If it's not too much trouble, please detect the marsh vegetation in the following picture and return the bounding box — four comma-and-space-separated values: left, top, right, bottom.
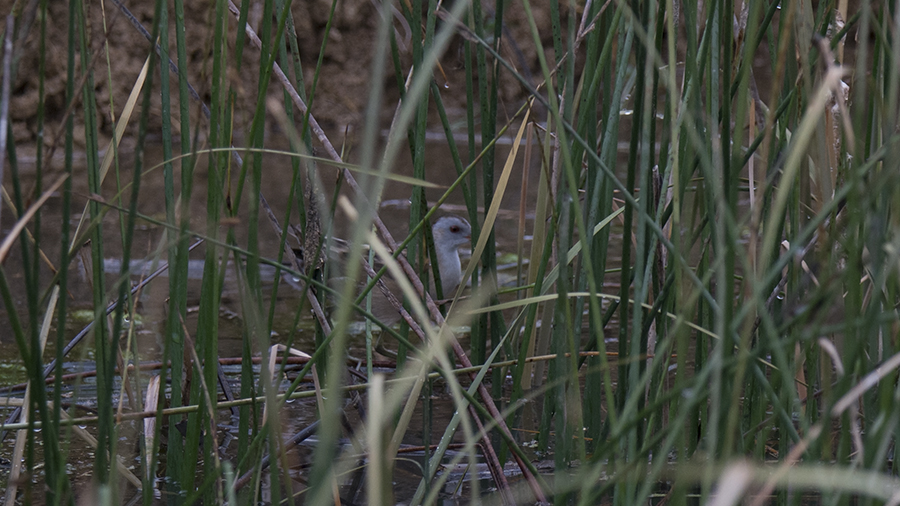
1, 0, 900, 504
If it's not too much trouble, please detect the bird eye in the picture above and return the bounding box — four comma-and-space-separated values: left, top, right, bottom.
450, 226, 460, 233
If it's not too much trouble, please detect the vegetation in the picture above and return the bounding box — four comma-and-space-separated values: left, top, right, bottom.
1, 0, 899, 504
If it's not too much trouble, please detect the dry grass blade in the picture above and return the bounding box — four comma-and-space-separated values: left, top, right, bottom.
98, 55, 150, 184
142, 375, 160, 483
0, 174, 69, 263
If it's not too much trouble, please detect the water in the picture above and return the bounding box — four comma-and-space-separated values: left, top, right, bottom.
0, 131, 574, 502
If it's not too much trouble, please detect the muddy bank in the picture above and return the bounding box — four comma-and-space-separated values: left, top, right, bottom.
5, 0, 555, 155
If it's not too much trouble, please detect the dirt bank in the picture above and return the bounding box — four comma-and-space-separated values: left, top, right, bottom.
4, 0, 553, 153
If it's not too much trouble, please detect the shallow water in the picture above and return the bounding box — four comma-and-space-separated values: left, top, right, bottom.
0, 129, 605, 502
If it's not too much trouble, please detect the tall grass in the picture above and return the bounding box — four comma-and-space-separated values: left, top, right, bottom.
2, 0, 900, 504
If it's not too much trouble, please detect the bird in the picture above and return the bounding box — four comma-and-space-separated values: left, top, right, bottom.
288, 215, 472, 326
426, 215, 472, 297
